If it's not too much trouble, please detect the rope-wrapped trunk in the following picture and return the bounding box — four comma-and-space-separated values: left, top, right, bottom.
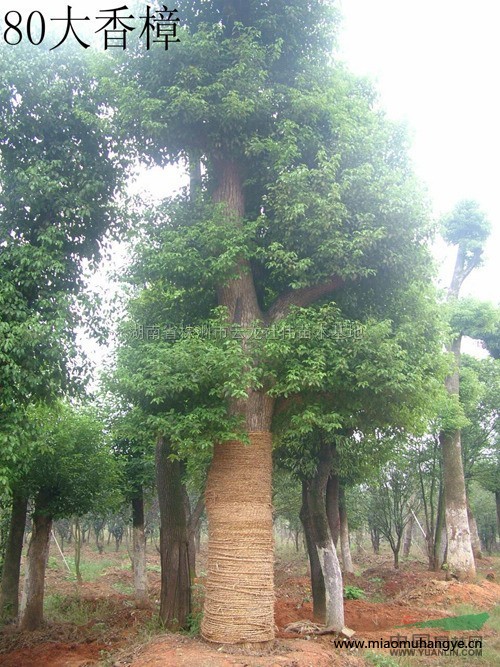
201, 432, 274, 644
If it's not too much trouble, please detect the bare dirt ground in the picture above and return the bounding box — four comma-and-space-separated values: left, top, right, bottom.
1, 542, 498, 666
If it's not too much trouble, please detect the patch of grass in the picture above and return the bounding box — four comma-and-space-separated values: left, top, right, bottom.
344, 585, 365, 600
47, 556, 60, 570
112, 582, 134, 595
135, 613, 167, 643
146, 563, 161, 573
364, 651, 400, 666
185, 609, 203, 637
44, 594, 114, 626
62, 556, 115, 582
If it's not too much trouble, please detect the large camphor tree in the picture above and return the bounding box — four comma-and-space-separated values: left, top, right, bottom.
117, 0, 439, 644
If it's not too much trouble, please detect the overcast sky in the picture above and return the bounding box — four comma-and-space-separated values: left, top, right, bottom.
338, 0, 500, 305
8, 1, 498, 364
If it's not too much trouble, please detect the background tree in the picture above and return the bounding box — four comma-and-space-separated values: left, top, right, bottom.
367, 447, 418, 569
0, 43, 126, 619
439, 200, 491, 579
18, 403, 120, 631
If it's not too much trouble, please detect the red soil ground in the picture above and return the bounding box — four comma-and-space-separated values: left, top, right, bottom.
1, 546, 498, 666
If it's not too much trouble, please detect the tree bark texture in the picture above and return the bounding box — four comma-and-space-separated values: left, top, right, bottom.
132, 491, 148, 608
299, 445, 344, 631
431, 480, 446, 570
301, 481, 326, 623
338, 487, 354, 574
19, 512, 52, 631
467, 501, 482, 560
326, 475, 340, 548
440, 426, 476, 579
0, 489, 27, 620
156, 436, 191, 630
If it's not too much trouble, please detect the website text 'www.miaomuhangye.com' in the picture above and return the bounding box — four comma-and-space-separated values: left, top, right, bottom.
331, 634, 483, 658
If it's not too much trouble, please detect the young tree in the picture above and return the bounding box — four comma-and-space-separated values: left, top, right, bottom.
18, 403, 120, 631
368, 451, 418, 569
112, 428, 155, 608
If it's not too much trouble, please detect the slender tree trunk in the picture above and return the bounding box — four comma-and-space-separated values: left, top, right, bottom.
156, 436, 191, 630
132, 491, 148, 608
355, 528, 365, 555
301, 482, 326, 623
403, 512, 414, 558
74, 518, 82, 584
187, 494, 204, 581
370, 526, 380, 555
19, 511, 52, 631
0, 489, 27, 620
299, 444, 344, 630
393, 544, 400, 569
294, 528, 300, 552
496, 491, 500, 540
432, 479, 445, 570
326, 474, 340, 548
338, 486, 354, 575
467, 501, 482, 560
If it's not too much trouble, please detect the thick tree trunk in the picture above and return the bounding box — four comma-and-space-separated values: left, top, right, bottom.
338, 487, 354, 575
440, 427, 476, 579
202, 431, 274, 644
132, 491, 148, 608
440, 243, 477, 579
19, 512, 52, 631
201, 157, 276, 645
202, 152, 343, 642
156, 436, 191, 630
403, 512, 414, 558
326, 475, 340, 548
299, 444, 344, 630
0, 489, 27, 620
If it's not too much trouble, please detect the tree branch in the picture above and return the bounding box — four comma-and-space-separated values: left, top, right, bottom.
266, 276, 344, 324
